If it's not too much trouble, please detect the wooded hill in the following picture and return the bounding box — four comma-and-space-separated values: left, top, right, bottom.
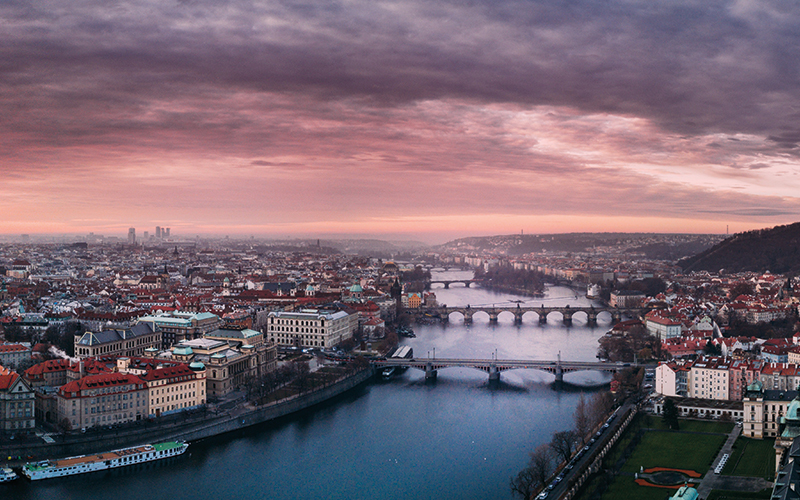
679, 222, 800, 275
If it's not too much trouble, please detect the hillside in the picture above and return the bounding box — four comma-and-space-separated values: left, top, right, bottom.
679, 222, 800, 274
438, 233, 722, 259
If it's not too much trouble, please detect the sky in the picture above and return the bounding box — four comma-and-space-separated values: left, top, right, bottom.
3, 0, 800, 243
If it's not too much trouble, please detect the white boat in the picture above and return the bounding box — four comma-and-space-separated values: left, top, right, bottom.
21, 441, 188, 480
0, 467, 18, 483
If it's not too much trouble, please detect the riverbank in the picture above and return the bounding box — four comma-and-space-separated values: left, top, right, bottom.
1, 368, 374, 465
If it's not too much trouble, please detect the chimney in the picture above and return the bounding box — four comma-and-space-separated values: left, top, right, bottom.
79, 360, 85, 378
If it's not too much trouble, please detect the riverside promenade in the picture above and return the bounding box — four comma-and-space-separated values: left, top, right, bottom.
1, 368, 373, 464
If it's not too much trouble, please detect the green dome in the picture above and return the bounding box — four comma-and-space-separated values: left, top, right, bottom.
746, 380, 763, 392
189, 361, 205, 371
349, 283, 363, 293
786, 396, 800, 422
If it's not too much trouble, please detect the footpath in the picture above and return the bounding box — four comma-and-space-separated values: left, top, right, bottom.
695, 425, 773, 498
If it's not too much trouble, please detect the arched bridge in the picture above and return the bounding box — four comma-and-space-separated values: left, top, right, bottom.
414, 304, 644, 326
425, 279, 482, 289
372, 357, 637, 382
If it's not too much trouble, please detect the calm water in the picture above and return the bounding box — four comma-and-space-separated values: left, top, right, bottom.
7, 272, 615, 500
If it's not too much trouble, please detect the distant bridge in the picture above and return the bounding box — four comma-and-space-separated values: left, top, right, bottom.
372, 357, 637, 382
413, 304, 644, 326
425, 279, 481, 289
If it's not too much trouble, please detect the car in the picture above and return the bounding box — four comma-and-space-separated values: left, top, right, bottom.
583, 445, 590, 451
547, 483, 555, 490
536, 492, 548, 499
566, 463, 574, 470
603, 423, 610, 429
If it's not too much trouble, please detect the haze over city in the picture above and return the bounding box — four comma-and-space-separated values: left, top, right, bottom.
3, 0, 800, 242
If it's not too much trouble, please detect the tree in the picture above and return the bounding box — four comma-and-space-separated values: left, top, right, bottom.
589, 391, 616, 424
703, 340, 721, 356
574, 393, 591, 443
528, 444, 554, 488
729, 282, 755, 299
550, 430, 577, 464
510, 466, 537, 500
58, 417, 72, 434
663, 399, 680, 430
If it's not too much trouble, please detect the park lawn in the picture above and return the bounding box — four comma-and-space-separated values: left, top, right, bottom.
620, 430, 726, 473
722, 438, 776, 478
705, 489, 772, 500
600, 475, 679, 500
643, 417, 734, 434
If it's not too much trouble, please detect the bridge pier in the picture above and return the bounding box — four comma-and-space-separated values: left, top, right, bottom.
425, 363, 438, 381
443, 283, 450, 289
465, 282, 471, 288
555, 364, 563, 383
562, 312, 572, 326
440, 311, 449, 323
488, 311, 498, 324
514, 313, 523, 325
587, 313, 597, 326
464, 312, 473, 324
538, 312, 548, 324
611, 312, 621, 324
489, 365, 500, 381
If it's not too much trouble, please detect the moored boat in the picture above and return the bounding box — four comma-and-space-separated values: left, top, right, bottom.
0, 467, 18, 483
21, 441, 188, 481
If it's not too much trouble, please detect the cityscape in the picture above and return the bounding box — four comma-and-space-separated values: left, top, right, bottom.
4, 1, 800, 500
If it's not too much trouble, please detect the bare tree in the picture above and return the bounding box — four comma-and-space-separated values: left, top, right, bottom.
574, 392, 591, 443
529, 444, 554, 488
590, 391, 616, 425
510, 466, 537, 500
550, 430, 577, 464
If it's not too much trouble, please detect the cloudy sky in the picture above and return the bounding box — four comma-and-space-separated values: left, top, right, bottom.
3, 0, 800, 242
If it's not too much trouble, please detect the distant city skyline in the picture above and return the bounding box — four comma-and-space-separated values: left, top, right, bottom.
3, 1, 800, 243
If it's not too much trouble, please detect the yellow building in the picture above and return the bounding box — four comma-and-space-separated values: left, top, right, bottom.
139, 362, 206, 417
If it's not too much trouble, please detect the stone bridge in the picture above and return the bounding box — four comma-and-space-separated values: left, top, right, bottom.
425, 279, 481, 289
413, 304, 644, 326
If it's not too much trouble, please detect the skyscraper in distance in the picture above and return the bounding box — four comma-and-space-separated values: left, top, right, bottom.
128, 227, 136, 245
156, 226, 162, 239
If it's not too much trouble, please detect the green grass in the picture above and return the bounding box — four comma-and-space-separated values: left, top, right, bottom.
600, 476, 676, 500
620, 430, 726, 473
721, 438, 776, 478
643, 418, 734, 434
705, 489, 772, 500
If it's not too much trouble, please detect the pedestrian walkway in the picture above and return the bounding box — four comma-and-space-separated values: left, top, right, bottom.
695, 425, 773, 498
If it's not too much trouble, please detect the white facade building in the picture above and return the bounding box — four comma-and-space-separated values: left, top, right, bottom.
266, 309, 356, 349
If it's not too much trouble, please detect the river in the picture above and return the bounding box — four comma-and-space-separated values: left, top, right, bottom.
7, 271, 614, 500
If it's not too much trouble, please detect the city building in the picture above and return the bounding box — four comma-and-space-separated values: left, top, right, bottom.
56, 372, 148, 430
128, 227, 136, 245
266, 309, 356, 349
0, 343, 32, 370
655, 359, 692, 397
609, 290, 645, 308
644, 311, 683, 340
0, 365, 35, 433
74, 323, 162, 359
169, 338, 276, 398
122, 358, 207, 418
136, 311, 222, 349
689, 357, 732, 401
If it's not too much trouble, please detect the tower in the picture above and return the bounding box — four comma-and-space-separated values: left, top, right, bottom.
156, 226, 162, 239
128, 227, 136, 245
165, 227, 171, 238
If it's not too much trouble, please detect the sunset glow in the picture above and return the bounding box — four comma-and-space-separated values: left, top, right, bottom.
3, 0, 800, 242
